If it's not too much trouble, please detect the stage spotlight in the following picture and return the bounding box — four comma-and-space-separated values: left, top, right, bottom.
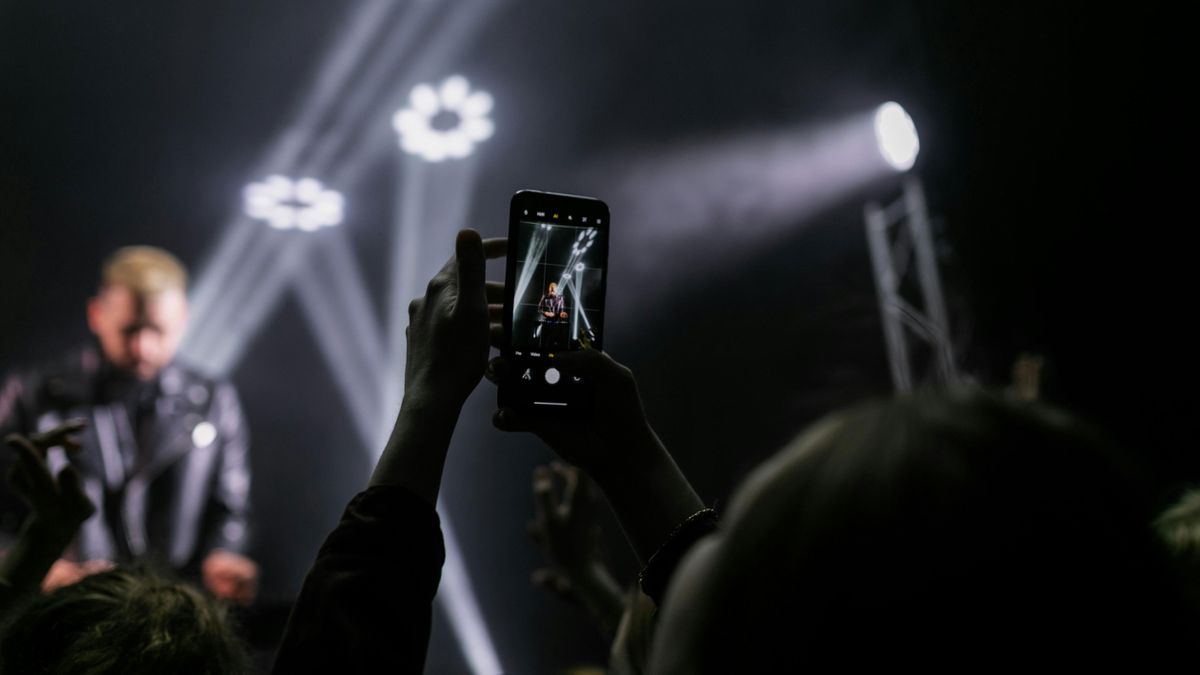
874, 102, 919, 171
243, 175, 345, 231
392, 75, 494, 162
575, 262, 585, 272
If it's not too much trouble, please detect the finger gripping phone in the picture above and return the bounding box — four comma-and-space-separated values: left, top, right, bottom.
499, 190, 609, 416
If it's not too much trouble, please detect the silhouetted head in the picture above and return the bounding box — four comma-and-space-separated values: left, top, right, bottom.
0, 568, 248, 675
651, 389, 1186, 671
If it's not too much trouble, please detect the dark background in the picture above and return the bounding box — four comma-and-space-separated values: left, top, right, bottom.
0, 2, 1185, 672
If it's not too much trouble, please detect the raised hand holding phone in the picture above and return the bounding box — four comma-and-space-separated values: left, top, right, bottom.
488, 193, 705, 569
369, 229, 507, 504
498, 190, 610, 418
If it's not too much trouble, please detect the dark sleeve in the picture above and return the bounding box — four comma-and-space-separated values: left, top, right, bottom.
271, 485, 445, 675
203, 382, 252, 555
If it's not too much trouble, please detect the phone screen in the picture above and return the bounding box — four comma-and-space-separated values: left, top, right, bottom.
501, 190, 609, 414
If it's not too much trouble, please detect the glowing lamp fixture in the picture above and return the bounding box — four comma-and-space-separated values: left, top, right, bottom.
874, 102, 920, 171
393, 75, 494, 162
244, 175, 345, 231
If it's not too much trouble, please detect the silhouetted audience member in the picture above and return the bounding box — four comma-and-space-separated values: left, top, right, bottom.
648, 392, 1190, 671
0, 422, 248, 673
272, 229, 1188, 673
0, 567, 249, 675
273, 230, 704, 673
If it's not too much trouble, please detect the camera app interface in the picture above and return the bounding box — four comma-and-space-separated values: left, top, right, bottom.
511, 219, 604, 354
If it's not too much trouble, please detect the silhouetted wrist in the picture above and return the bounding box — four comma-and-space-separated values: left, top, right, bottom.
369, 393, 463, 505
587, 428, 705, 567
401, 380, 470, 417
588, 420, 663, 482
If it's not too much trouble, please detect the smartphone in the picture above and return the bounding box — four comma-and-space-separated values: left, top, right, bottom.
499, 190, 610, 416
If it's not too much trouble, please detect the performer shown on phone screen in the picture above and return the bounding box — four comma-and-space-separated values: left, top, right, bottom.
537, 282, 569, 351
511, 218, 604, 355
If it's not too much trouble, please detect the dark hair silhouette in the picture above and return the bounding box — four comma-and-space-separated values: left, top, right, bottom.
0, 568, 248, 675
654, 389, 1188, 671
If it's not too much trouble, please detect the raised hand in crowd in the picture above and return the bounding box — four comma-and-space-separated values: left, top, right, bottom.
368, 229, 508, 503
0, 420, 104, 606
202, 548, 259, 606
273, 229, 508, 675
528, 462, 625, 638
277, 230, 712, 674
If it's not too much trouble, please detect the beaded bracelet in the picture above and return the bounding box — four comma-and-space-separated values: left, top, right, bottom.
637, 507, 719, 604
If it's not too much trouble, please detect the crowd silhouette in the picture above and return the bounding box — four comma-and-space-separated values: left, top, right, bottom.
1, 230, 1193, 673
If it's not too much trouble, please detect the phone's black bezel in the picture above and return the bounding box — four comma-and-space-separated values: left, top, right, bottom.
500, 189, 610, 415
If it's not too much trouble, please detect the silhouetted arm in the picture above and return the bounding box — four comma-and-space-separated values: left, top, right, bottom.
274, 231, 506, 673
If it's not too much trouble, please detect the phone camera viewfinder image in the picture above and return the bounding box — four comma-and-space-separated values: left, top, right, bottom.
511, 220, 604, 355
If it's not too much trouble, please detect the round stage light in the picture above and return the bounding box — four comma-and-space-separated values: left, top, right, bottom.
393, 75, 494, 162
874, 102, 920, 171
243, 175, 344, 231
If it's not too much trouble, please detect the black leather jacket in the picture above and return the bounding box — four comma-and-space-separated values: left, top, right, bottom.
0, 346, 251, 574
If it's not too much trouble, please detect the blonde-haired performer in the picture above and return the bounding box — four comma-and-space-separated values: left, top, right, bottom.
0, 246, 258, 604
